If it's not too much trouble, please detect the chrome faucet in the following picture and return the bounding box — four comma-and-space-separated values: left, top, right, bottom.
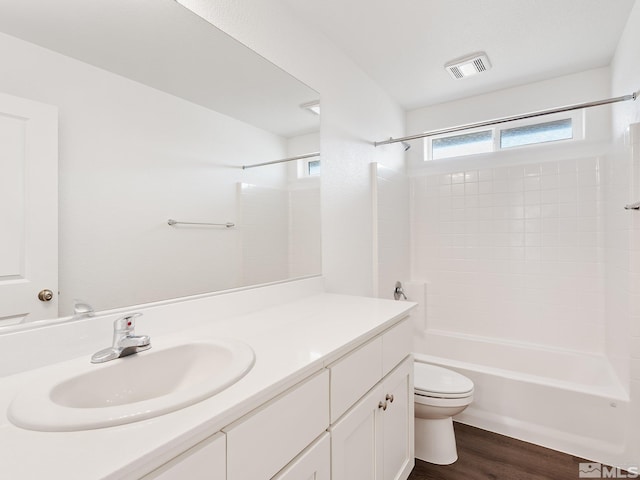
91, 312, 151, 363
393, 281, 408, 301
72, 299, 95, 320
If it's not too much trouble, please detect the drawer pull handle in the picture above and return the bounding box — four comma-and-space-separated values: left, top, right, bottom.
386, 394, 394, 403
378, 401, 388, 411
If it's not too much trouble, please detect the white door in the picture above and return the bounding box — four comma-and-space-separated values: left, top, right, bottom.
0, 92, 58, 325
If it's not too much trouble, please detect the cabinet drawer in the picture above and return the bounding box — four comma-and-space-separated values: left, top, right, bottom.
272, 432, 330, 480
141, 432, 225, 480
329, 337, 382, 422
382, 317, 412, 376
225, 370, 329, 480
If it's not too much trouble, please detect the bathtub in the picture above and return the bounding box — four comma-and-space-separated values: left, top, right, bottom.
414, 330, 631, 467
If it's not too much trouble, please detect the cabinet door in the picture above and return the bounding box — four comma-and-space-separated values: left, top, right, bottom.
330, 384, 384, 480
273, 433, 330, 480
381, 357, 414, 480
142, 433, 225, 480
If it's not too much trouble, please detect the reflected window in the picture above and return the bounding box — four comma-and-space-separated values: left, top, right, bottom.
308, 159, 321, 176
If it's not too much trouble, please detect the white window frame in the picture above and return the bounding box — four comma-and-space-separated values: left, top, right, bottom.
425, 109, 584, 161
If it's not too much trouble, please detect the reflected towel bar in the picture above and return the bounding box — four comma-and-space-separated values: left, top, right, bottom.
168, 219, 235, 228
624, 202, 640, 211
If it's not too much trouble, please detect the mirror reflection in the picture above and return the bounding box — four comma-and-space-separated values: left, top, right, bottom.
0, 0, 320, 325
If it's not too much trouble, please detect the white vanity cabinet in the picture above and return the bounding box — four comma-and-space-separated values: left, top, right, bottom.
141, 316, 412, 480
224, 370, 330, 480
329, 318, 414, 480
141, 432, 226, 480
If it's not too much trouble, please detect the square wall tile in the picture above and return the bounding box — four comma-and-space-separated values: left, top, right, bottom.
524, 165, 541, 177
479, 169, 493, 181
465, 171, 478, 183
540, 161, 559, 175
452, 172, 465, 184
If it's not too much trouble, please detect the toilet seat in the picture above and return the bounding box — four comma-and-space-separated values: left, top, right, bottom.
414, 363, 474, 399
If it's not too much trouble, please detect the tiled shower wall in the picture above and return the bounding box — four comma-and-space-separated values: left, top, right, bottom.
289, 186, 321, 278
411, 155, 610, 353
239, 184, 289, 286
239, 182, 322, 285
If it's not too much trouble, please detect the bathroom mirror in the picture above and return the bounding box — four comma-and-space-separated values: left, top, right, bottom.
0, 0, 321, 325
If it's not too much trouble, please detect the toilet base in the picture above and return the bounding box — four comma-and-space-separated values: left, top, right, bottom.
414, 416, 458, 465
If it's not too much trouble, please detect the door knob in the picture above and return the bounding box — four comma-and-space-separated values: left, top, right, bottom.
378, 400, 388, 411
38, 289, 54, 302
386, 394, 394, 403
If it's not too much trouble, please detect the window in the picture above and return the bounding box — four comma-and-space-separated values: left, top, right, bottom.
297, 156, 321, 178
425, 111, 582, 161
307, 159, 321, 176
500, 118, 572, 148
432, 130, 493, 160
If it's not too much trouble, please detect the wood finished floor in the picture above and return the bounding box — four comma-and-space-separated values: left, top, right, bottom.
408, 423, 591, 480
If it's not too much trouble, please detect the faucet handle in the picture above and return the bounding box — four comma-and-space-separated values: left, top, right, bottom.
114, 312, 143, 333
393, 281, 408, 301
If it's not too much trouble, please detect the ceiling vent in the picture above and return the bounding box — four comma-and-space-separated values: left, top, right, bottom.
445, 52, 492, 79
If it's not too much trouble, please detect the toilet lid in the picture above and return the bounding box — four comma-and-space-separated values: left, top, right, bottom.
414, 363, 474, 396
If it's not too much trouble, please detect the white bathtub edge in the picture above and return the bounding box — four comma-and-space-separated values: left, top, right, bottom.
414, 352, 630, 402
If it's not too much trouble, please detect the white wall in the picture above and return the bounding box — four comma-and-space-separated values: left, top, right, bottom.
0, 32, 291, 315
611, 0, 640, 143
610, 0, 640, 464
178, 0, 406, 298
372, 163, 410, 299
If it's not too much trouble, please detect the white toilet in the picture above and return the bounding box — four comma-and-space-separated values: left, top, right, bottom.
414, 362, 474, 465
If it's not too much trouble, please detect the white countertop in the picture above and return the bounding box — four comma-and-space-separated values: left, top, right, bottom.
0, 291, 414, 479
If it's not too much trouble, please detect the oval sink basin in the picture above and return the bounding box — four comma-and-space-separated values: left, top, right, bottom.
8, 338, 255, 431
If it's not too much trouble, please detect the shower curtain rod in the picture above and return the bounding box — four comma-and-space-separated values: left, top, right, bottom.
242, 152, 320, 169
374, 90, 639, 147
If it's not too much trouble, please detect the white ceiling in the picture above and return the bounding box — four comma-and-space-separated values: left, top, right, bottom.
0, 0, 320, 137
281, 0, 636, 110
